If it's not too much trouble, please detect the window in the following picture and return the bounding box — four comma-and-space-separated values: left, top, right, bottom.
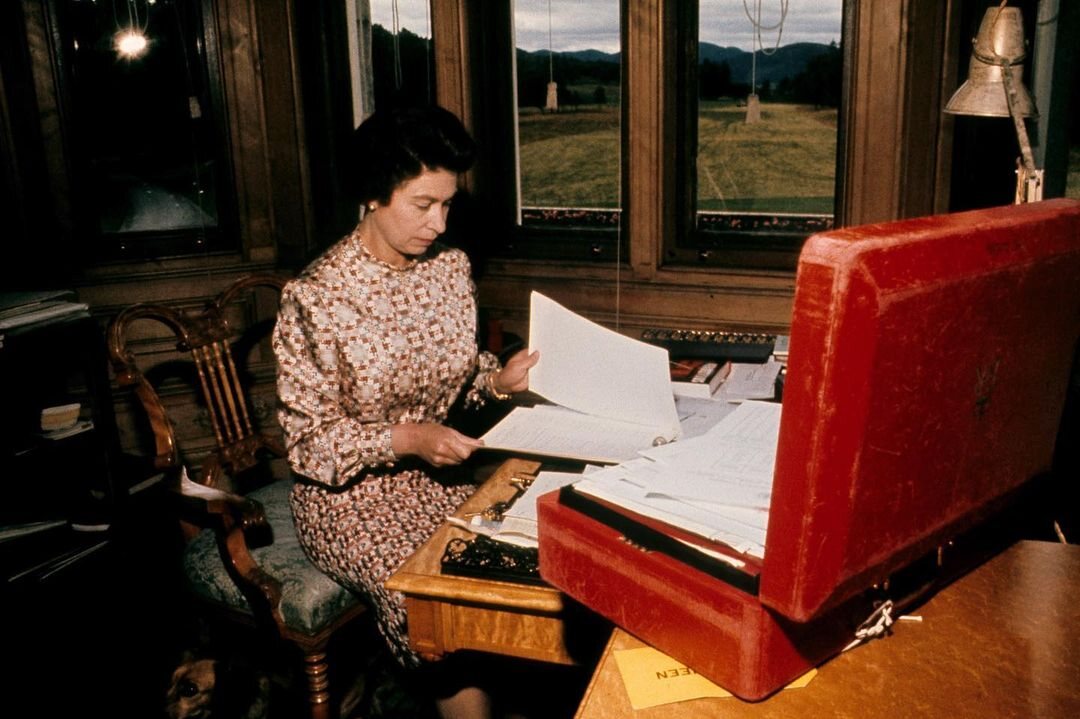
428, 1, 1078, 286
513, 0, 620, 211
56, 0, 235, 261
467, 0, 845, 268
509, 0, 622, 261
695, 1, 841, 216
689, 1, 842, 270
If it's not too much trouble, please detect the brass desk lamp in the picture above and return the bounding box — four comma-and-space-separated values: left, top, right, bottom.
945, 4, 1043, 203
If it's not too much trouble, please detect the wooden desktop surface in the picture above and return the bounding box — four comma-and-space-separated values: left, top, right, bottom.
386, 457, 605, 665
575, 539, 1080, 718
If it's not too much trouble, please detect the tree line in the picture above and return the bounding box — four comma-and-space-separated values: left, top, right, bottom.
699, 42, 841, 107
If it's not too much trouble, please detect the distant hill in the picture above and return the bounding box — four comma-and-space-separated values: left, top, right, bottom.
561, 49, 620, 64
522, 41, 835, 87
706, 42, 836, 86
697, 44, 744, 65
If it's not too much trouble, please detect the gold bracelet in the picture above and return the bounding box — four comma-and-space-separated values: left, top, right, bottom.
486, 372, 511, 401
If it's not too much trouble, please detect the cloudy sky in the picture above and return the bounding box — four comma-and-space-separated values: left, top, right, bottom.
370, 0, 843, 53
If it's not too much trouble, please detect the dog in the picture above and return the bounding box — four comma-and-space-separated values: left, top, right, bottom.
164, 649, 275, 719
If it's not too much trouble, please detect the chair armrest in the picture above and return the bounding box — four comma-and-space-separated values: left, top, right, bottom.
174, 470, 271, 540
167, 470, 286, 625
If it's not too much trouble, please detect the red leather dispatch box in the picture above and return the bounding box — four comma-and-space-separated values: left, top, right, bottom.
537, 199, 1080, 700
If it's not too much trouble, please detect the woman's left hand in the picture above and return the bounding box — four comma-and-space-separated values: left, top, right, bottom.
493, 349, 539, 395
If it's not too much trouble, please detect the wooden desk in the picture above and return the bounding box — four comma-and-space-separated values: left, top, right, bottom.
387, 457, 607, 665
576, 540, 1080, 718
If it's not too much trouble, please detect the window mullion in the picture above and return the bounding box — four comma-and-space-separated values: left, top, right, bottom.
624, 0, 678, 279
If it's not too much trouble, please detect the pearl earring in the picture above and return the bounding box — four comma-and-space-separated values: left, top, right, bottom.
367, 203, 376, 213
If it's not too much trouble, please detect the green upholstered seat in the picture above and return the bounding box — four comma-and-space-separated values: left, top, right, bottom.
183, 478, 362, 634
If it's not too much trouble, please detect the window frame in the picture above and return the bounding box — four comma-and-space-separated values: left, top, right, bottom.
676, 3, 847, 272
49, 0, 239, 263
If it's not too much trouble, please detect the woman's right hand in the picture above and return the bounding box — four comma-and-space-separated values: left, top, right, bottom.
391, 423, 484, 467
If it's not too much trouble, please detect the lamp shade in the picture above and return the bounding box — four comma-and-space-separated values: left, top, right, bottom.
944, 7, 1037, 118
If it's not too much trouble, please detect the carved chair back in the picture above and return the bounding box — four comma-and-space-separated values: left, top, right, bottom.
107, 274, 288, 491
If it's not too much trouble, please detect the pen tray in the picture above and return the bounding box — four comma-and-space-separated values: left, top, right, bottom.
440, 535, 544, 586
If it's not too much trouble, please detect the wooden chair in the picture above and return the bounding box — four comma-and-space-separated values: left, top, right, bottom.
107, 274, 367, 719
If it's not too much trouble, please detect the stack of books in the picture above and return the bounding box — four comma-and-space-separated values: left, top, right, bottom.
670, 358, 732, 399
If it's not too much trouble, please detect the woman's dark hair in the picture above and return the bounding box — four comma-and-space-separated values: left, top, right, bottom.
347, 105, 476, 206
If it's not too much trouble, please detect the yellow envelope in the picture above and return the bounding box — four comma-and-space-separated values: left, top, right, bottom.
613, 646, 816, 710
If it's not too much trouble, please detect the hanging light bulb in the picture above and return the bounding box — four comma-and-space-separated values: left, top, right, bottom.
114, 0, 151, 60
115, 29, 148, 58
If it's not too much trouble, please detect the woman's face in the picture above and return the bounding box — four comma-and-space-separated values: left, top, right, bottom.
366, 167, 459, 267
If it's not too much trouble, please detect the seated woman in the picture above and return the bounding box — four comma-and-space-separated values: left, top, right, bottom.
272, 104, 538, 718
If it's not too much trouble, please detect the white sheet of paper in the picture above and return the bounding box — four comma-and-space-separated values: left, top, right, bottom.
675, 395, 740, 439
488, 517, 541, 547
446, 515, 543, 548
481, 404, 669, 464
472, 471, 586, 548
527, 292, 680, 439
449, 471, 585, 549
638, 400, 780, 504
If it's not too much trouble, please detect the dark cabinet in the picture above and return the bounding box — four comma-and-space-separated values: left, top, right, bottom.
1, 305, 120, 581
1, 304, 191, 715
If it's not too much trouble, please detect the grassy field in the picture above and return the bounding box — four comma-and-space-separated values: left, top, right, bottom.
518, 108, 621, 207
517, 101, 838, 213
697, 101, 837, 213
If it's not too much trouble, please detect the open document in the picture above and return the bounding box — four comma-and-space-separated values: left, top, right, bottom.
480, 292, 681, 463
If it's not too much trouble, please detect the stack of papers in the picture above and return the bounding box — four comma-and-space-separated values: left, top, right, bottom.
573, 400, 782, 558
463, 401, 780, 559
0, 519, 67, 544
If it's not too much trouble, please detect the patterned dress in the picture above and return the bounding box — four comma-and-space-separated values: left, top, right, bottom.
272, 229, 501, 666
